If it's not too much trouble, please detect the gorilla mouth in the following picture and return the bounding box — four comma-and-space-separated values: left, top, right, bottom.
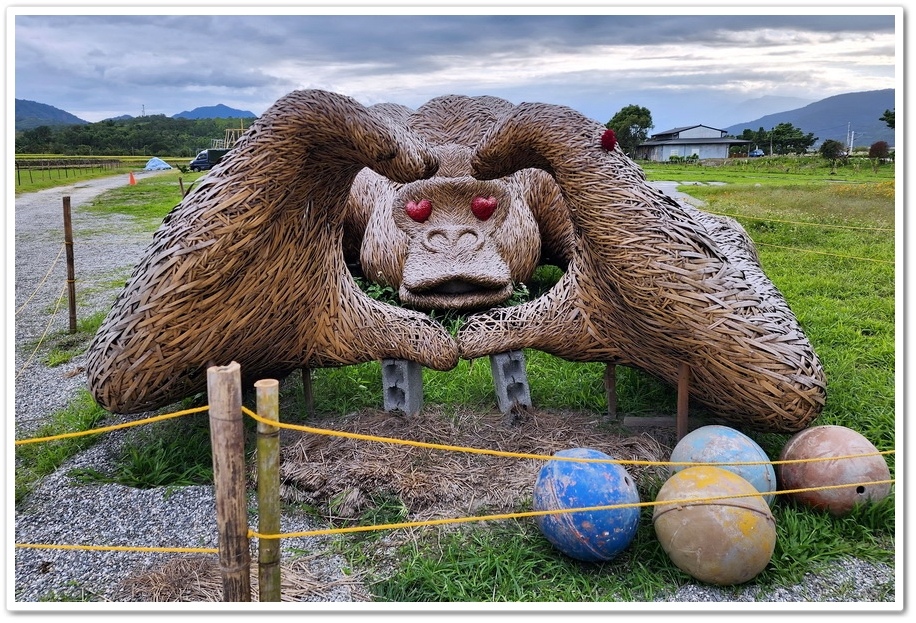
400, 278, 514, 311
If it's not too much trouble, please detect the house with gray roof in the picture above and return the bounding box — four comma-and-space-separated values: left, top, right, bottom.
635, 124, 751, 161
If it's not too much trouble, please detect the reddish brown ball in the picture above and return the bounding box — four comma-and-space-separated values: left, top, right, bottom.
777, 425, 891, 516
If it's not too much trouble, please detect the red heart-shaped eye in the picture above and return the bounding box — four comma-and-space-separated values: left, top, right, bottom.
405, 199, 432, 222
471, 196, 497, 220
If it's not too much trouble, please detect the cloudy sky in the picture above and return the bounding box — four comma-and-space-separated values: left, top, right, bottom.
10, 5, 900, 133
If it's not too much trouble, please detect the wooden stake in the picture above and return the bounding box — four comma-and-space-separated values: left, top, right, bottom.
604, 364, 618, 419
207, 362, 252, 602
301, 366, 314, 419
677, 362, 691, 441
255, 378, 282, 602
62, 197, 77, 333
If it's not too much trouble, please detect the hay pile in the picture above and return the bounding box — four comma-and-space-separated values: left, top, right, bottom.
117, 554, 370, 602
118, 405, 674, 602
273, 405, 673, 521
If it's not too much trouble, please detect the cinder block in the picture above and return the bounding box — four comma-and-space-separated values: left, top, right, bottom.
489, 350, 532, 413
382, 358, 423, 415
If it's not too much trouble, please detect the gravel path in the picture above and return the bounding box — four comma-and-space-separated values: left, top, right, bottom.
11, 172, 362, 605
9, 174, 897, 607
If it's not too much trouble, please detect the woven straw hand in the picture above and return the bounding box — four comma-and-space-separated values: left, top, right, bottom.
86, 90, 458, 414
457, 102, 826, 433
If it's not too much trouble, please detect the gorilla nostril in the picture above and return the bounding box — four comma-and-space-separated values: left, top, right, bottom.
424, 227, 482, 253
427, 231, 449, 250
458, 230, 479, 247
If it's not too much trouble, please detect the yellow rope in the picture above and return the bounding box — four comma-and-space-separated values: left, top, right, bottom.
248, 478, 894, 540
11, 403, 896, 555
15, 244, 65, 317
15, 478, 893, 552
705, 210, 894, 233
756, 242, 894, 265
15, 282, 68, 382
241, 407, 893, 468
14, 543, 218, 554
14, 405, 210, 445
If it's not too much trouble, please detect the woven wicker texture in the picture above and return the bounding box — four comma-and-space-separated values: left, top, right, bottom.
457, 102, 826, 433
86, 89, 825, 432
350, 95, 547, 311
86, 90, 459, 414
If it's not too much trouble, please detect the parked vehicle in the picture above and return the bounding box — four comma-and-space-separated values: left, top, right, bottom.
189, 148, 229, 171
749, 148, 766, 158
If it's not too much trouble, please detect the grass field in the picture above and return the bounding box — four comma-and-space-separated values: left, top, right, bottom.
15, 158, 897, 602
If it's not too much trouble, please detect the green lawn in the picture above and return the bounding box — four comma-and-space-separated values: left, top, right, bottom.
16, 162, 897, 602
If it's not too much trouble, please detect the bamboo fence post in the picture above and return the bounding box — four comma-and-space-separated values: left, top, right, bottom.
255, 378, 282, 602
62, 196, 77, 333
677, 362, 691, 441
207, 362, 252, 602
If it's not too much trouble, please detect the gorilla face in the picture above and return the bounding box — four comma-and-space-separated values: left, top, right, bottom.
354, 143, 542, 313
393, 177, 519, 311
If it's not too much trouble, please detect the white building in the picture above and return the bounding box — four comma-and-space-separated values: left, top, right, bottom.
635, 124, 751, 161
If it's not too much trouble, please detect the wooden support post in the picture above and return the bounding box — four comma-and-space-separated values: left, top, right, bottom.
301, 366, 314, 419
207, 362, 252, 602
604, 364, 618, 419
62, 197, 77, 333
255, 378, 282, 602
677, 362, 691, 441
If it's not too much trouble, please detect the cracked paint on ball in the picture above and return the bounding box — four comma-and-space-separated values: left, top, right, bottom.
653, 466, 776, 586
533, 447, 640, 562
669, 425, 777, 506
777, 425, 891, 516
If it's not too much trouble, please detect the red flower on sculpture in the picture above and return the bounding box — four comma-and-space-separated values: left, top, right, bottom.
601, 129, 617, 152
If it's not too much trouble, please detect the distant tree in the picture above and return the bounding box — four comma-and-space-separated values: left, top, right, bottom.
770, 123, 817, 155
868, 140, 890, 173
605, 105, 653, 157
14, 115, 254, 157
880, 109, 895, 129
819, 139, 846, 174
869, 141, 890, 159
740, 127, 769, 151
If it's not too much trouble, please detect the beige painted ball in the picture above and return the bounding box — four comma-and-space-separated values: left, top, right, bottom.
653, 466, 776, 586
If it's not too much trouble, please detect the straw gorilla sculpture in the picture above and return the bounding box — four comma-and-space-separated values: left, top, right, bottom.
86, 89, 826, 433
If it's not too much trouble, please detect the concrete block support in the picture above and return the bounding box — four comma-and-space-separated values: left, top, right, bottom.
382, 358, 423, 415
489, 350, 532, 413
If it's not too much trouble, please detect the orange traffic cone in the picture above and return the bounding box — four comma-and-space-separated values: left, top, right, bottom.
128, 172, 137, 185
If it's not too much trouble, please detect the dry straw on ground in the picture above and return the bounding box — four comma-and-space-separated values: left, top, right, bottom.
119, 404, 674, 602
117, 553, 371, 602
273, 405, 672, 521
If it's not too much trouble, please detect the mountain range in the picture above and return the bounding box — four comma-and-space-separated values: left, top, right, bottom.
171, 104, 256, 119
724, 89, 895, 148
16, 90, 895, 148
13, 101, 257, 130
15, 99, 89, 131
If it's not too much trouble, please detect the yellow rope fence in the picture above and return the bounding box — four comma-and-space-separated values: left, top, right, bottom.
14, 402, 895, 555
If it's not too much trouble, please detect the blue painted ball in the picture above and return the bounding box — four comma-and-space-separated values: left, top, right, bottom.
670, 425, 777, 506
533, 448, 641, 562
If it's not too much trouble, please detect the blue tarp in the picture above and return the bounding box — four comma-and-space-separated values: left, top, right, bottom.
144, 157, 172, 170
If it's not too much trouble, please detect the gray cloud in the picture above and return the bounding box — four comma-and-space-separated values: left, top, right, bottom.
13, 12, 897, 129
